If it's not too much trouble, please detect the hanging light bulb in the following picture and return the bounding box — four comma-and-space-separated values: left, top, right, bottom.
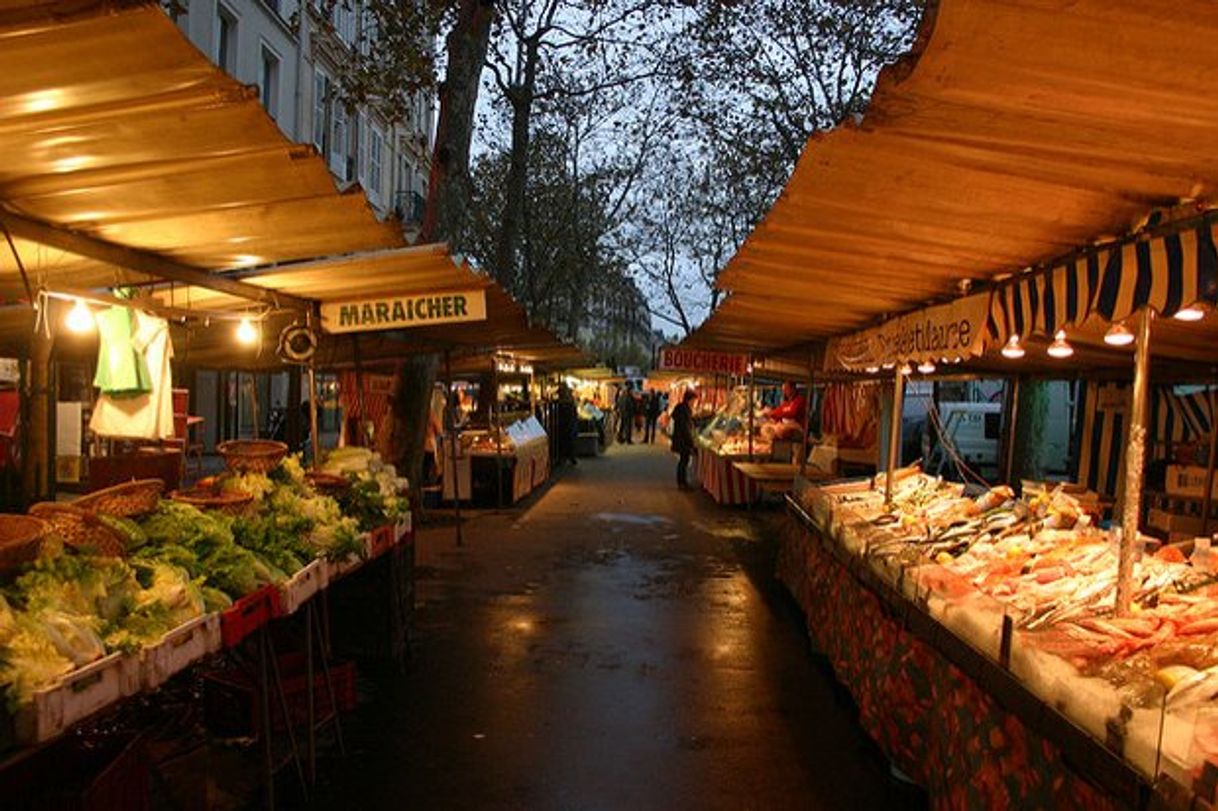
65, 298, 94, 333
1103, 321, 1135, 346
881, 361, 895, 370
864, 365, 880, 374
1000, 334, 1025, 359
898, 362, 913, 375
1047, 329, 1074, 358
236, 316, 258, 345
1174, 304, 1206, 322
917, 360, 936, 374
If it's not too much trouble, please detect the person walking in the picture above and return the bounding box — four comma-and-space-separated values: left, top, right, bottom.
644, 391, 661, 443
616, 384, 635, 444
671, 389, 698, 489
555, 383, 578, 466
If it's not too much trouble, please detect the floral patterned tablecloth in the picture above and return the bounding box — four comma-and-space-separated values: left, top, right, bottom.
777, 514, 1125, 811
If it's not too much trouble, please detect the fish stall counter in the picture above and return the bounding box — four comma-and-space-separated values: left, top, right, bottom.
781, 468, 1218, 809
694, 395, 773, 506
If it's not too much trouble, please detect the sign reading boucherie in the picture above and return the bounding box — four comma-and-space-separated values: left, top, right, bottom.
658, 346, 748, 376
320, 289, 487, 333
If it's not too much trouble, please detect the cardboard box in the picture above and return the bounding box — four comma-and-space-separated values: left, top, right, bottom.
1166, 465, 1218, 499
1148, 507, 1207, 538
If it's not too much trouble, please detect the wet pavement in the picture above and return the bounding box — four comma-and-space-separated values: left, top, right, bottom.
315, 443, 908, 810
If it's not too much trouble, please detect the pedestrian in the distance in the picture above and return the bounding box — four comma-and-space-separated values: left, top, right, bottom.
555, 382, 578, 466
644, 391, 661, 443
671, 389, 698, 489
617, 384, 635, 444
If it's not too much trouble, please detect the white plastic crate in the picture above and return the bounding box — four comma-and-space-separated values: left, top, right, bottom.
277, 559, 329, 616
141, 613, 221, 690
16, 653, 140, 744
394, 516, 412, 543
325, 547, 366, 582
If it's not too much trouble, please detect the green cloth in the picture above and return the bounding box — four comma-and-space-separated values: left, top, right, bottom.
93, 307, 152, 396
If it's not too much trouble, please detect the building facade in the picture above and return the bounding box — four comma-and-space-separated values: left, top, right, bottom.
169, 0, 434, 238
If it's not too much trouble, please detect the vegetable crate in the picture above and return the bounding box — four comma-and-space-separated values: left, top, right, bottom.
220, 585, 280, 648
140, 614, 222, 690
366, 524, 396, 560
15, 653, 141, 745
202, 653, 357, 739
324, 549, 366, 582
0, 729, 150, 811
275, 559, 328, 617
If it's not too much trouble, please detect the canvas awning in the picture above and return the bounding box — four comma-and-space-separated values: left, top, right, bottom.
687, 0, 1218, 364
0, 0, 401, 308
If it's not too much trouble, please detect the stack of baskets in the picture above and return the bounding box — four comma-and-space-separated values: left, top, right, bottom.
0, 514, 50, 572
29, 479, 164, 558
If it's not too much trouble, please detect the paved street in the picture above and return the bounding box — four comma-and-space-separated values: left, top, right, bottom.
316, 443, 910, 810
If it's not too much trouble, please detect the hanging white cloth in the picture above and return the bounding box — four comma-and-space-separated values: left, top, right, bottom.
89, 310, 175, 440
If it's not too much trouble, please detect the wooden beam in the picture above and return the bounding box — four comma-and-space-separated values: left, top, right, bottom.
0, 211, 312, 311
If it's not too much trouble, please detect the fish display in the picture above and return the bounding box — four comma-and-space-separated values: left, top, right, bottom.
798, 468, 1218, 785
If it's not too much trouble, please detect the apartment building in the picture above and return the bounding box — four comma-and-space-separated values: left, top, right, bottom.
169, 0, 434, 238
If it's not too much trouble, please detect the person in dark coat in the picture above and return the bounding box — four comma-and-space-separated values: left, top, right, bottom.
555, 383, 578, 465
644, 391, 662, 443
670, 389, 698, 489
616, 384, 635, 444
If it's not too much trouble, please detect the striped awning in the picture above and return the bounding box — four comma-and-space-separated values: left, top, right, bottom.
986, 220, 1218, 344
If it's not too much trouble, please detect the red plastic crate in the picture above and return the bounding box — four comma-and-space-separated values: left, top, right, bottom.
202, 653, 357, 739
220, 585, 280, 648
366, 524, 396, 560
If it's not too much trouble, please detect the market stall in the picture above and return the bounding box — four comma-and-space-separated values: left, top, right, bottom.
676, 0, 1218, 804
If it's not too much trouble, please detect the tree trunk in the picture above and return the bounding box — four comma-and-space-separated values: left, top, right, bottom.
399, 0, 494, 502
421, 0, 495, 248
493, 40, 540, 288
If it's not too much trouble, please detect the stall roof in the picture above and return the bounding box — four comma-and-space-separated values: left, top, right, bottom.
689, 0, 1218, 359
0, 0, 402, 303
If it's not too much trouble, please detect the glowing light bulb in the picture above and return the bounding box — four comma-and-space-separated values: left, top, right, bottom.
898, 362, 913, 376
881, 362, 895, 370
864, 366, 880, 374
65, 299, 94, 333
1103, 322, 1135, 346
236, 317, 258, 345
917, 360, 936, 374
1047, 330, 1074, 359
1174, 305, 1205, 322
1000, 335, 1025, 359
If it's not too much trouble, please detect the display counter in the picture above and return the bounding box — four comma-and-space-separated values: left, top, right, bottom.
442, 416, 550, 505
778, 470, 1218, 808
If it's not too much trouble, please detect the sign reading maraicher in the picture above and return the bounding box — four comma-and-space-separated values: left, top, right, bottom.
320, 289, 488, 334
658, 347, 747, 376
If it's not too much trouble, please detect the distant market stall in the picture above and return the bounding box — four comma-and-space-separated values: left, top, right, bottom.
684, 0, 1218, 807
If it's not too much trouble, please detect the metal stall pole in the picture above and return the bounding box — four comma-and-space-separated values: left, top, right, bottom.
446, 351, 463, 546
747, 356, 756, 461
306, 309, 321, 468
1116, 310, 1154, 616
798, 348, 815, 476
493, 358, 505, 509
1002, 376, 1022, 486
885, 366, 906, 506
1201, 387, 1217, 535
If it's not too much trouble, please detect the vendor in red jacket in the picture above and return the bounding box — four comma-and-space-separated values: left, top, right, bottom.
768, 381, 807, 425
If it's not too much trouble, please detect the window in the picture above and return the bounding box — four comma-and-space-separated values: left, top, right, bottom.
312, 70, 329, 152
369, 127, 383, 200
216, 6, 238, 74
356, 113, 367, 183
330, 103, 348, 179
258, 45, 280, 120
333, 1, 355, 45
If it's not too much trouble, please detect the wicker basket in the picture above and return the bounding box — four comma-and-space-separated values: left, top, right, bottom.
170, 487, 254, 515
0, 514, 48, 571
29, 503, 126, 557
74, 479, 164, 517
305, 471, 350, 495
216, 440, 289, 474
